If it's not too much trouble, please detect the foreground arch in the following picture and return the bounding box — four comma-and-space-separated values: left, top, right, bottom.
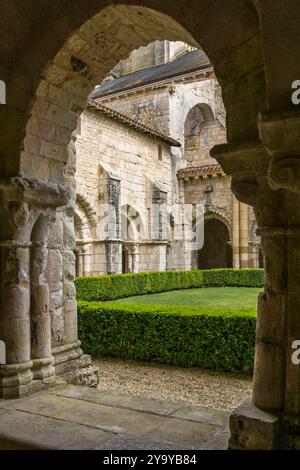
0, 0, 300, 449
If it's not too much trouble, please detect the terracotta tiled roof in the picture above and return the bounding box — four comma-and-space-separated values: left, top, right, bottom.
177, 163, 223, 178
88, 99, 181, 148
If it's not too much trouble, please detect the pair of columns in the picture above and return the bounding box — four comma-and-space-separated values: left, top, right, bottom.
0, 181, 62, 398
0, 178, 95, 399
122, 243, 139, 273
212, 109, 300, 449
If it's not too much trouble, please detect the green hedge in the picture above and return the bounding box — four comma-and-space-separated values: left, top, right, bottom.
78, 301, 256, 372
76, 269, 264, 302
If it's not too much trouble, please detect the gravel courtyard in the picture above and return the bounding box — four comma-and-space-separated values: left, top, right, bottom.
94, 357, 252, 411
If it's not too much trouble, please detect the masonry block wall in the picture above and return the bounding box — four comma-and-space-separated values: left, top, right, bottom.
75, 106, 184, 275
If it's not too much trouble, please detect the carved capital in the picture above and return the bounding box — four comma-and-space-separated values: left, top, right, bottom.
12, 202, 30, 228
268, 157, 300, 192
258, 109, 300, 193
211, 140, 270, 207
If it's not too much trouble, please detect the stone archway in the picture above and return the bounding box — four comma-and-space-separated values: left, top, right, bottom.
184, 103, 219, 164
1, 1, 264, 180
2, 0, 300, 450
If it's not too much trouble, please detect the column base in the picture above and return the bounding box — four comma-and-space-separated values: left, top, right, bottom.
31, 357, 55, 383
0, 361, 33, 399
229, 399, 281, 449
52, 341, 99, 388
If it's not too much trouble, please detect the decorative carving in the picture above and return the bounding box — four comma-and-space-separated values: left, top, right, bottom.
231, 174, 258, 207
268, 157, 300, 193
258, 109, 300, 193
12, 202, 30, 228
205, 206, 232, 230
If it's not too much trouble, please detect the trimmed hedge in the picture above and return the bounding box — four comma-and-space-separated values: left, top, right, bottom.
78, 301, 256, 372
76, 268, 264, 302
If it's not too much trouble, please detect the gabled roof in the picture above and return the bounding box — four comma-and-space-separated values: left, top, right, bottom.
88, 99, 181, 147
91, 49, 210, 99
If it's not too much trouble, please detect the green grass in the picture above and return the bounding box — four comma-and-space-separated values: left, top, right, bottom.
114, 287, 261, 310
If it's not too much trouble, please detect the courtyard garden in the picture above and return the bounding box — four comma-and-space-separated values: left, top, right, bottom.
114, 286, 260, 310
76, 269, 263, 374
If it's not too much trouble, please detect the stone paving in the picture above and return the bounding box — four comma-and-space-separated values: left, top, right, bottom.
0, 385, 230, 450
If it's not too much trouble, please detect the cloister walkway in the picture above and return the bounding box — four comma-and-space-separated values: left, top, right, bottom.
0, 385, 230, 450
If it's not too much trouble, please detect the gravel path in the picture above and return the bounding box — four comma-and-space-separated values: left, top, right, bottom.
93, 357, 252, 411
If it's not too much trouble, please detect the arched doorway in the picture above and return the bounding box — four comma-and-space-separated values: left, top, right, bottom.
198, 218, 232, 269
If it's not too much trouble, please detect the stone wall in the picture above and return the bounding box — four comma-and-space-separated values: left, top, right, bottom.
74, 106, 184, 275
100, 87, 170, 136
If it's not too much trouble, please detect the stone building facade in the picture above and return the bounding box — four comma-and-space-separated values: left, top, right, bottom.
75, 42, 261, 275
75, 100, 181, 275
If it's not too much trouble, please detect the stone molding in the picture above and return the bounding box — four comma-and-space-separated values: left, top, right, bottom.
258, 109, 300, 193
211, 140, 270, 207
0, 177, 70, 208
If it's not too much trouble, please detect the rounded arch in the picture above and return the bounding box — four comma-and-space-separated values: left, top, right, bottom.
1, 1, 265, 178
183, 101, 225, 164
75, 183, 97, 228
205, 209, 232, 242
75, 197, 95, 240
121, 204, 146, 241
184, 103, 215, 137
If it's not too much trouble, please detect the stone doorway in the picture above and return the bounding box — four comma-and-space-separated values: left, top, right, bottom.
198, 218, 232, 269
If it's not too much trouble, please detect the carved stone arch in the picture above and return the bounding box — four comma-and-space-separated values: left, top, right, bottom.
205, 209, 232, 242
75, 183, 97, 241
75, 198, 95, 240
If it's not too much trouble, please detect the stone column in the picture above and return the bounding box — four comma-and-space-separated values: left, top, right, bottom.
212, 140, 284, 449
82, 243, 92, 276
239, 202, 249, 268
213, 113, 300, 448
131, 244, 139, 273
0, 178, 69, 398
0, 241, 33, 398
258, 110, 300, 420
106, 240, 122, 274
30, 214, 55, 383
232, 195, 240, 268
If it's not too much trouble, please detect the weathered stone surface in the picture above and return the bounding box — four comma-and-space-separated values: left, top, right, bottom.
229, 399, 280, 450
56, 384, 182, 416
172, 405, 230, 428
0, 385, 230, 449
0, 409, 113, 450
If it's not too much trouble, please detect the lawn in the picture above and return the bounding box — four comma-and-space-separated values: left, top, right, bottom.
114, 287, 261, 310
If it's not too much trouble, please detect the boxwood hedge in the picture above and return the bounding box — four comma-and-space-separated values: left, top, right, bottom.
76, 268, 264, 302
78, 301, 256, 372
76, 269, 263, 372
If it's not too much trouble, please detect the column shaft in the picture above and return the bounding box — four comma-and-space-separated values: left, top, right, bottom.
232, 196, 240, 268
239, 203, 249, 268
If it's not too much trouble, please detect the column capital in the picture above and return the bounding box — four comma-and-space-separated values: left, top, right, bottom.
258, 109, 300, 193
0, 177, 70, 208
211, 140, 270, 207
